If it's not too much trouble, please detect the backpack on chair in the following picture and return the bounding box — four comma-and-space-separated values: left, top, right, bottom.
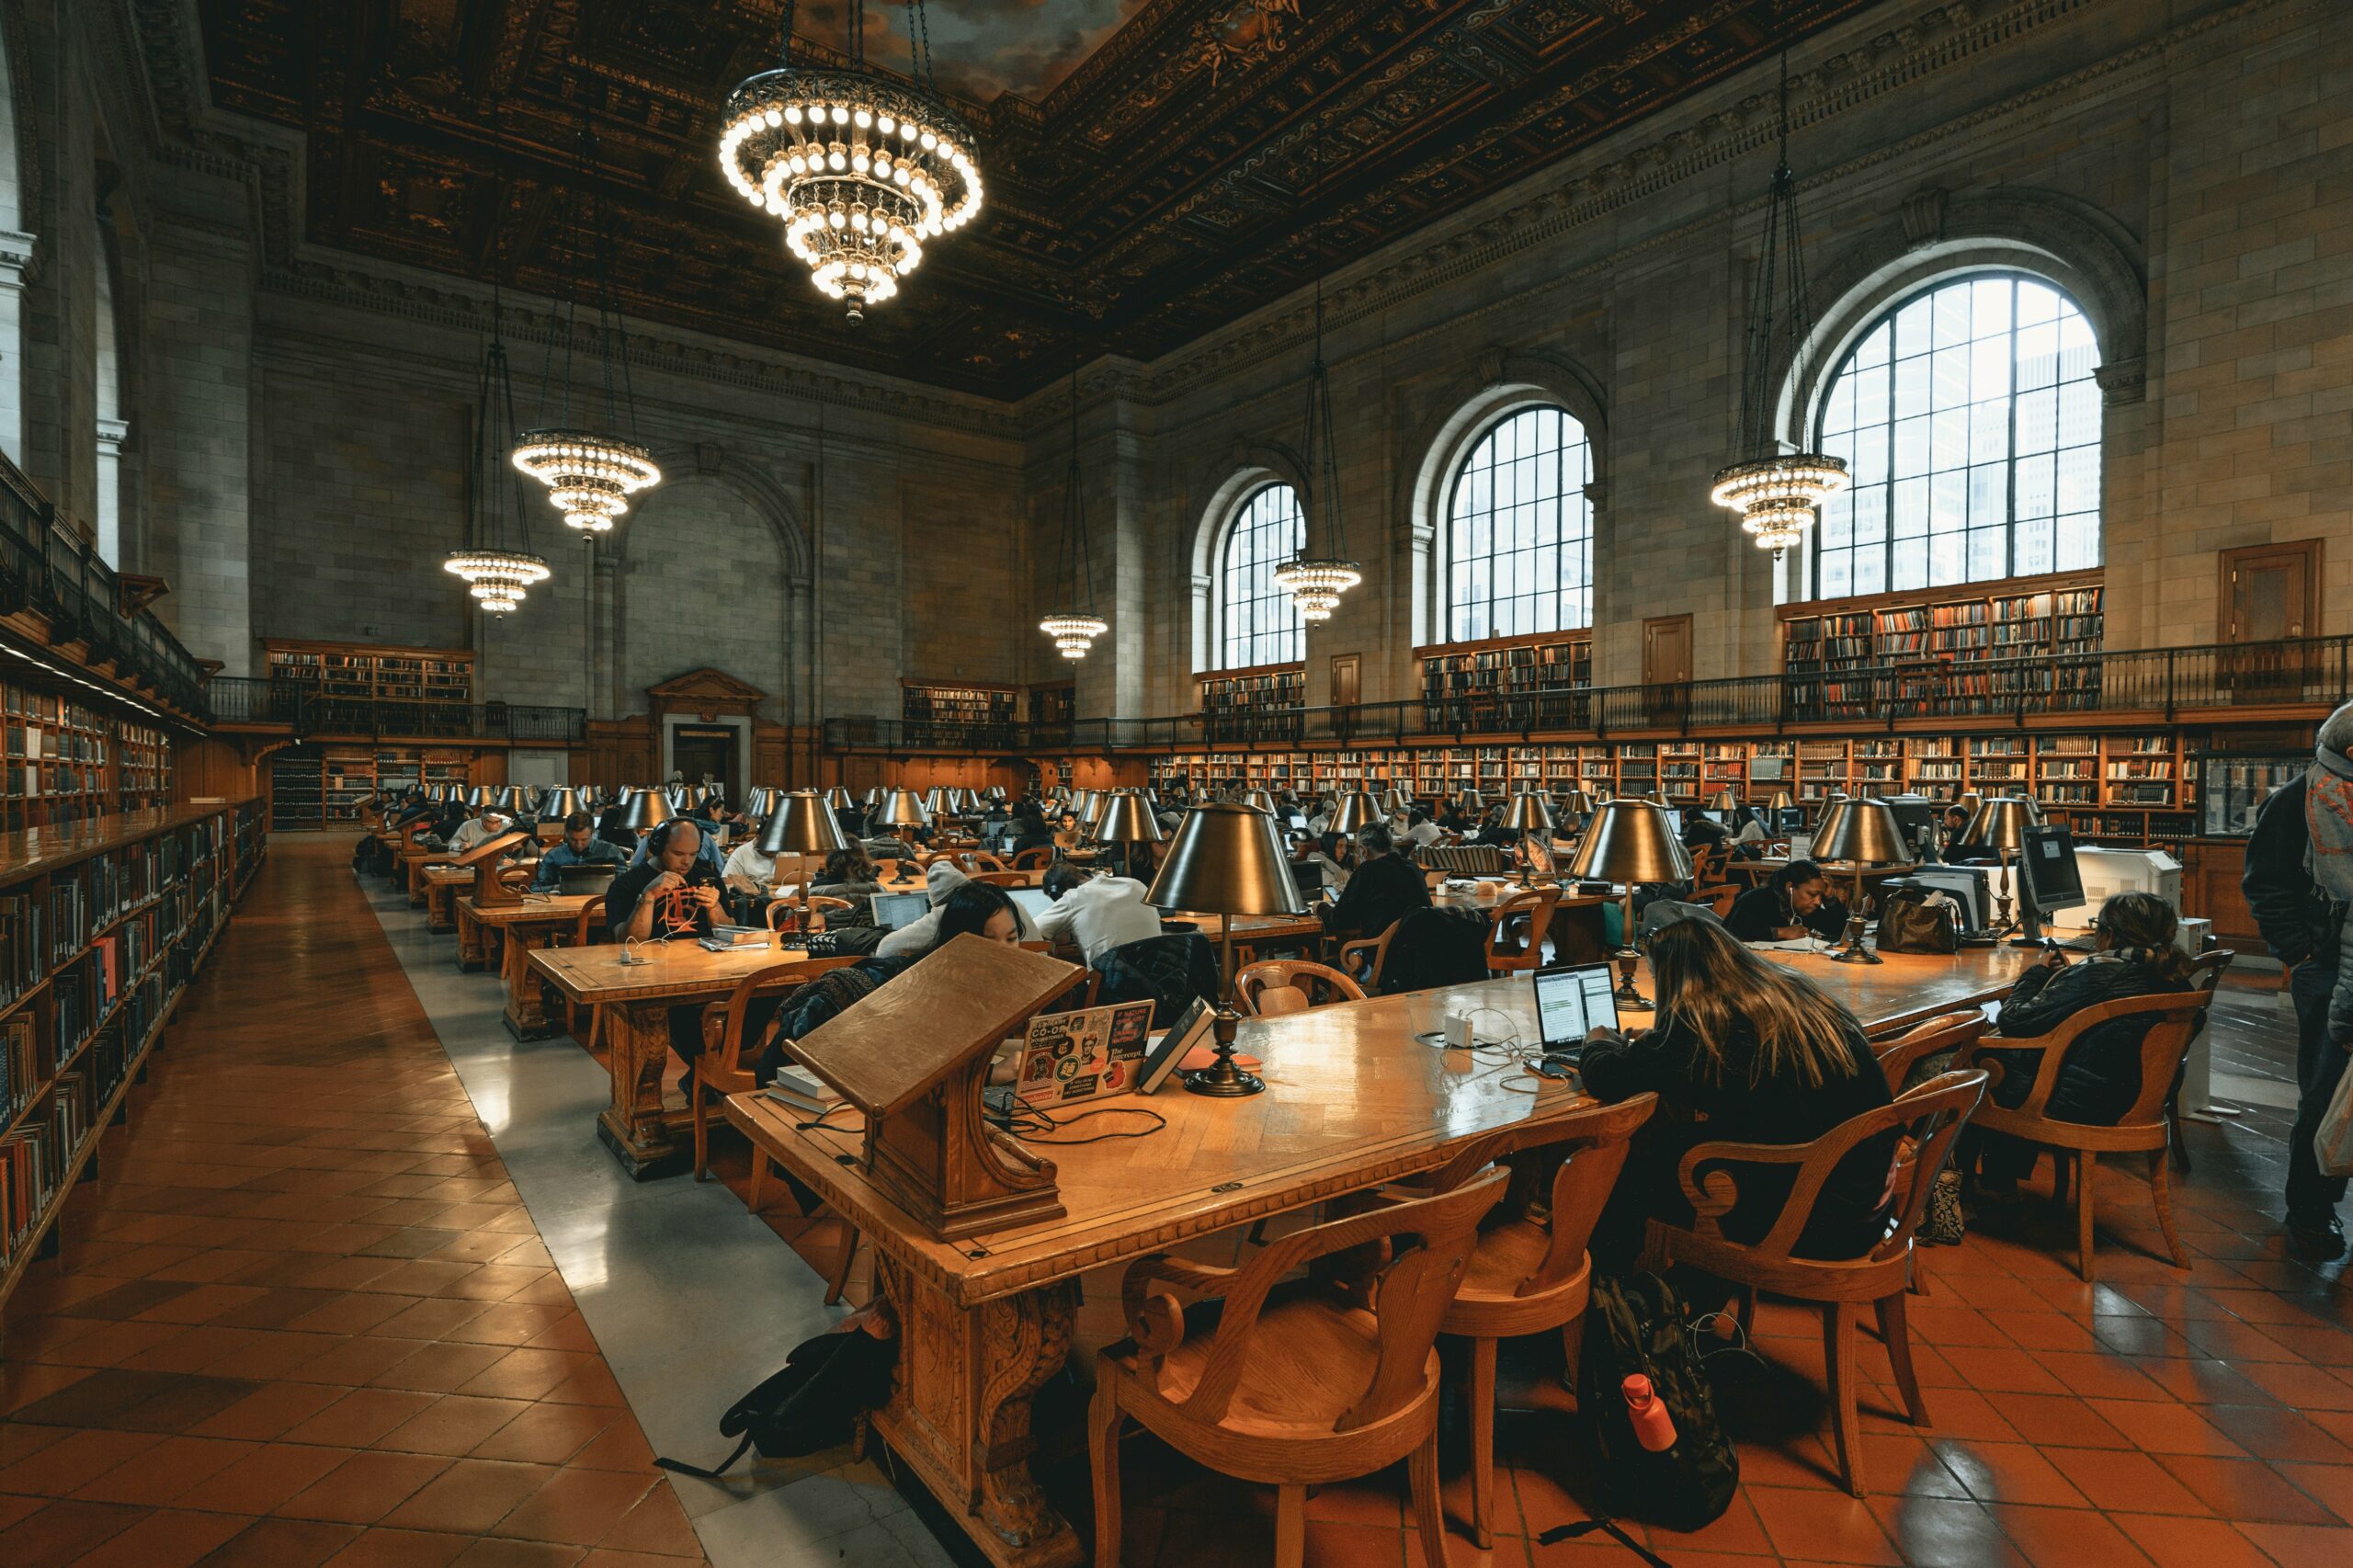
1567, 1272, 1739, 1535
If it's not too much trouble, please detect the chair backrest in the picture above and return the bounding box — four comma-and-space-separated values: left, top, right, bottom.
1690, 883, 1739, 918
2188, 949, 2234, 999
1689, 844, 1724, 885
1235, 960, 1366, 1017
571, 896, 607, 947
1678, 1070, 1989, 1267
1011, 846, 1053, 869
969, 869, 1031, 887
961, 850, 1010, 873
1966, 990, 2211, 1127
1871, 1010, 1987, 1094
1424, 1095, 1657, 1298
1483, 888, 1561, 969
1142, 1168, 1507, 1431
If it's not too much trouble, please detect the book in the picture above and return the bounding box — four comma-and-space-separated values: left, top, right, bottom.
764, 1064, 839, 1115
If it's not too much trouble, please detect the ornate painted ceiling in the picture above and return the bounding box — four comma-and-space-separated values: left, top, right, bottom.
193, 0, 1893, 398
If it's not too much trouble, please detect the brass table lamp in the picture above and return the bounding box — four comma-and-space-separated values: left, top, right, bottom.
538, 787, 584, 825
873, 787, 932, 877
1812, 797, 1913, 964
1960, 795, 2043, 943
1502, 790, 1558, 888
1328, 790, 1381, 835
1565, 799, 1693, 1007
1144, 803, 1304, 1097
759, 789, 853, 932
620, 787, 673, 834
1093, 789, 1166, 879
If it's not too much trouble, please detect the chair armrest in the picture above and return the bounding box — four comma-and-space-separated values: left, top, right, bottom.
1119, 1255, 1241, 1362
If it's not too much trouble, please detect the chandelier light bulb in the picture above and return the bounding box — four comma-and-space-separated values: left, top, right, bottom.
1039, 611, 1108, 663
1271, 557, 1362, 621
510, 430, 664, 532
720, 67, 981, 322
443, 549, 551, 615
1709, 453, 1849, 554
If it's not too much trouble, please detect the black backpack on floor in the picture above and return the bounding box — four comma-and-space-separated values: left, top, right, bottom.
653, 1328, 896, 1478
1572, 1271, 1738, 1533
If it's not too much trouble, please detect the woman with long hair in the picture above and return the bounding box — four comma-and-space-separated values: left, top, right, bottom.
1962, 891, 2195, 1199
1579, 909, 1898, 1267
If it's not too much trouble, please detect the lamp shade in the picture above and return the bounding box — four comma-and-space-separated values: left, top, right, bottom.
1144, 803, 1305, 917
1709, 787, 1740, 813
1094, 790, 1166, 845
1768, 790, 1794, 814
1501, 791, 1556, 833
539, 787, 584, 823
1458, 789, 1486, 814
465, 785, 490, 809
758, 790, 854, 857
822, 787, 851, 808
1242, 789, 1277, 816
746, 788, 776, 822
1380, 789, 1410, 815
493, 785, 529, 813
620, 789, 674, 832
1813, 797, 1913, 867
873, 788, 931, 829
1565, 800, 1694, 884
1560, 789, 1596, 818
1328, 790, 1382, 835
1960, 795, 2041, 852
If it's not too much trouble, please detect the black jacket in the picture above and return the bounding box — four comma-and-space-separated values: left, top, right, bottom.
1982, 955, 2191, 1124
1726, 882, 1848, 943
1582, 1014, 1896, 1260
2244, 775, 2346, 972
1322, 852, 1432, 942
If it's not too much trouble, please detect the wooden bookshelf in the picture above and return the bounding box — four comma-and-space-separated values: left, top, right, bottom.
1199, 663, 1304, 740
1418, 631, 1594, 730
1780, 571, 2104, 719
902, 680, 1018, 730
0, 680, 175, 835
1028, 682, 1075, 728
1, 802, 265, 1318
266, 641, 475, 714
269, 745, 472, 831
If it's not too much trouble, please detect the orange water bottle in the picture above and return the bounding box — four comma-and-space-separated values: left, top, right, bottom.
1622, 1374, 1677, 1452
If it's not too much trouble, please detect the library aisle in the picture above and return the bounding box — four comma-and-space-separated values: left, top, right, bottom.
0, 837, 704, 1567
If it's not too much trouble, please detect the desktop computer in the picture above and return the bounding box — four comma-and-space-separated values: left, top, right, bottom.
2047, 846, 2185, 932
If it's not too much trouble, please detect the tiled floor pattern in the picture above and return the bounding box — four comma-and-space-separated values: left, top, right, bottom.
0, 839, 703, 1567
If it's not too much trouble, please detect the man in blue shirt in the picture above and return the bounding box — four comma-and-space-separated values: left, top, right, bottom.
532, 811, 629, 892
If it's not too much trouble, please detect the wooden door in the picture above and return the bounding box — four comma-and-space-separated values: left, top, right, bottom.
1643, 615, 1692, 725
2220, 540, 2321, 700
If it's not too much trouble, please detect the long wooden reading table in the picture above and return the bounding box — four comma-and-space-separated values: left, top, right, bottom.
458, 892, 600, 1034
725, 941, 2032, 1568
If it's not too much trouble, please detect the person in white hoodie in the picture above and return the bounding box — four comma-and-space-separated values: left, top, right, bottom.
877, 861, 1042, 958
1034, 862, 1163, 967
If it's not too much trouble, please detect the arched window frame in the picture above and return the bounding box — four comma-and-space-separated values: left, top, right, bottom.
1802, 268, 2102, 600
1210, 480, 1306, 671
1437, 403, 1595, 643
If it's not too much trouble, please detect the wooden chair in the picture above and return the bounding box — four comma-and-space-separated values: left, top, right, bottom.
765, 895, 852, 930
1336, 918, 1403, 988
960, 850, 1011, 873
1689, 882, 1740, 919
1416, 1096, 1656, 1548
1688, 843, 1725, 887
969, 869, 1032, 888
2168, 950, 2235, 1171
563, 896, 608, 1051
1011, 846, 1054, 870
1872, 1010, 1988, 1094
694, 960, 863, 1303
1235, 960, 1365, 1017
1957, 989, 2215, 1281
1644, 1071, 1989, 1497
1089, 1169, 1509, 1568
1481, 888, 1559, 978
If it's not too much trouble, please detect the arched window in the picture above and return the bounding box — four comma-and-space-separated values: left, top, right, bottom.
1812, 272, 2100, 599
1444, 406, 1593, 642
1215, 483, 1305, 669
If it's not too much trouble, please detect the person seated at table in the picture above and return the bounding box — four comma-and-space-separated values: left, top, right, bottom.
605, 820, 728, 1085
813, 845, 886, 902
531, 811, 627, 892
1725, 859, 1848, 943
392, 791, 438, 830
1052, 809, 1086, 853
1938, 804, 1974, 858
878, 862, 1043, 958
426, 796, 473, 845
1472, 805, 1518, 850
1008, 801, 1055, 858
1729, 807, 1772, 860
1036, 861, 1163, 966
1403, 808, 1444, 851
1580, 903, 1898, 1267
595, 797, 638, 851
1680, 804, 1732, 854
1961, 891, 2195, 1201
1437, 800, 1471, 834
722, 833, 780, 903
1301, 830, 1358, 895
448, 808, 515, 857
1322, 824, 1431, 941
631, 813, 727, 878
750, 884, 1025, 1085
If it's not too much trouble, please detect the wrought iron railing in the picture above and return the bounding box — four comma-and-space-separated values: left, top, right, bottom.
821, 634, 2353, 756
0, 453, 212, 720
208, 676, 585, 744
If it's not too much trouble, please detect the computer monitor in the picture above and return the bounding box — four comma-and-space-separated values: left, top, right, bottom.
1534, 963, 1620, 1053
1776, 807, 1808, 834
2017, 824, 2086, 938
1904, 868, 1990, 936
1288, 858, 1325, 899
870, 891, 931, 931
1008, 886, 1055, 924
1881, 794, 1937, 850
1288, 812, 1309, 831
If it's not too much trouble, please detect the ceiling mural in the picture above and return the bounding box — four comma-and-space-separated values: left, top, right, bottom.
190, 0, 1896, 399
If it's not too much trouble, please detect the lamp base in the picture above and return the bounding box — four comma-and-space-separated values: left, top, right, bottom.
1183, 1008, 1266, 1098
1829, 915, 1882, 965
1609, 949, 1652, 1011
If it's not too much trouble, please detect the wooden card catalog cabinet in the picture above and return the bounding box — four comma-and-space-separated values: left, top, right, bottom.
791, 935, 1080, 1240
459, 831, 530, 908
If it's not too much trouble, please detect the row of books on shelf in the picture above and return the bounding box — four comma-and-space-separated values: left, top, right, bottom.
0, 1089, 68, 1267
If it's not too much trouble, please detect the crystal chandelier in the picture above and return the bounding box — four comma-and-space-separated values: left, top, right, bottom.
1272, 281, 1360, 620
1039, 324, 1106, 661
445, 99, 549, 616
1711, 55, 1847, 557
513, 14, 660, 534
719, 0, 981, 323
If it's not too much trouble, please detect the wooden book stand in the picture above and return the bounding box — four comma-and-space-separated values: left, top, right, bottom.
460, 831, 531, 908
790, 935, 1080, 1240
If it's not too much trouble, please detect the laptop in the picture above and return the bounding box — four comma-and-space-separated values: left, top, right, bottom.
1533, 962, 1620, 1060
870, 891, 930, 931
1008, 886, 1054, 924
557, 863, 618, 895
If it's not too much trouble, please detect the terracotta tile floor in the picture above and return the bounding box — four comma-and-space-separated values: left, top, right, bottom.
0, 841, 703, 1567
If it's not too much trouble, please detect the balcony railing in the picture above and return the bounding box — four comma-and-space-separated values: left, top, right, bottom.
821, 634, 2353, 756
208, 676, 586, 744
0, 454, 213, 721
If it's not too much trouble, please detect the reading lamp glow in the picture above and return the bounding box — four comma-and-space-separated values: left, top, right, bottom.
1144, 803, 1303, 1098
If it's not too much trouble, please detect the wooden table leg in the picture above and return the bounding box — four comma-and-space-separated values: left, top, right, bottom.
596, 1000, 688, 1180
408, 861, 429, 906
426, 882, 454, 933
870, 1253, 1083, 1568
501, 928, 559, 1040
455, 905, 487, 969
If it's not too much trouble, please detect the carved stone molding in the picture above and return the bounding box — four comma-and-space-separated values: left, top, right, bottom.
2094, 357, 2146, 406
